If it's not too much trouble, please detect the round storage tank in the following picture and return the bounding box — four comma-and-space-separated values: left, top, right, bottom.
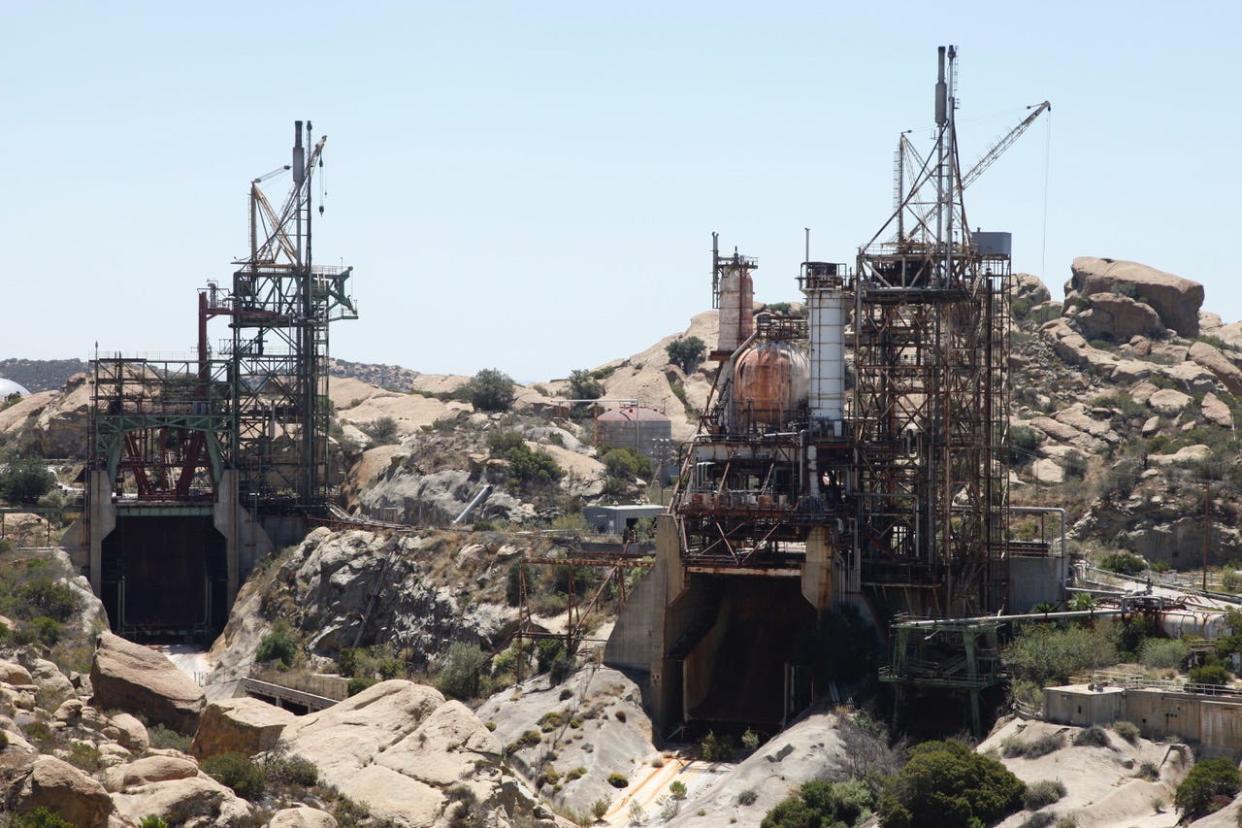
0, 378, 31, 398
595, 405, 673, 466
732, 341, 809, 430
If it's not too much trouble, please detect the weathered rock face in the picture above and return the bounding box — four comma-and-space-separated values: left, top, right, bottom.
277, 679, 557, 827
1188, 340, 1242, 394
1069, 256, 1204, 336
477, 666, 658, 815
269, 806, 340, 828
89, 632, 206, 734
1073, 292, 1163, 341
109, 774, 254, 827
102, 755, 199, 793
1147, 388, 1192, 417
190, 697, 294, 760
6, 756, 114, 828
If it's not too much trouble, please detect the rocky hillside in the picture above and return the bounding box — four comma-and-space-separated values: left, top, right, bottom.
1008, 257, 1242, 567
0, 359, 88, 394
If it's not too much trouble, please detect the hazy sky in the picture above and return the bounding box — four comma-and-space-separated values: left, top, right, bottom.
3, 2, 1239, 381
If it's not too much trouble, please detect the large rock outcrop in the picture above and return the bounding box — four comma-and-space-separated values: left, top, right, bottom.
90, 632, 206, 733
1069, 256, 1204, 336
6, 756, 114, 828
277, 679, 559, 827
190, 697, 294, 760
1073, 292, 1163, 341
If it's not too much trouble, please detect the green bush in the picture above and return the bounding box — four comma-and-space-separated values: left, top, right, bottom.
1002, 732, 1063, 759
1003, 623, 1119, 686
566, 370, 604, 403
139, 817, 169, 828
1072, 725, 1110, 748
666, 336, 707, 373
201, 752, 266, 800
11, 808, 74, 828
1099, 552, 1147, 576
737, 789, 759, 806
600, 447, 652, 482
30, 615, 63, 646
762, 778, 874, 828
0, 459, 55, 503
255, 623, 297, 668
1112, 720, 1140, 745
488, 431, 563, 489
347, 676, 376, 697
591, 800, 609, 819
1189, 662, 1231, 687
66, 741, 102, 772
19, 578, 79, 622
877, 740, 1025, 828
436, 642, 491, 700
1175, 756, 1241, 818
466, 369, 516, 413
360, 416, 400, 445
1140, 638, 1189, 669
669, 779, 687, 800
699, 730, 734, 762
1019, 813, 1056, 828
146, 723, 191, 752
1022, 779, 1066, 810
264, 753, 318, 787
1009, 425, 1041, 466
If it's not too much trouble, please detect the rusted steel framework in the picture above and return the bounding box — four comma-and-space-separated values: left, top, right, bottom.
88, 121, 357, 509
89, 356, 231, 499
513, 550, 652, 672
851, 251, 1010, 615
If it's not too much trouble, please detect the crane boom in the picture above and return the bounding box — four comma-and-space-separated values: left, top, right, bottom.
960, 100, 1050, 190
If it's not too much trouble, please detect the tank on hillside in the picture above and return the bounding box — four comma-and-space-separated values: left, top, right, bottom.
732, 340, 810, 431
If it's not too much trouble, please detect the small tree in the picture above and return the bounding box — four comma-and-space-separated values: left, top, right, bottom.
467, 369, 516, 413
567, 369, 604, 402
0, 459, 54, 503
877, 740, 1025, 828
256, 623, 297, 668
665, 336, 706, 373
436, 642, 491, 700
1174, 756, 1241, 819
361, 416, 400, 445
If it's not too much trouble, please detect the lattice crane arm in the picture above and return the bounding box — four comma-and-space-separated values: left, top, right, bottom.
960, 101, 1050, 190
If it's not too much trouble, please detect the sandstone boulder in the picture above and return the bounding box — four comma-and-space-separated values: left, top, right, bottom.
190, 696, 294, 760
1148, 444, 1212, 467
0, 659, 33, 686
29, 659, 74, 702
110, 775, 253, 827
1147, 388, 1193, 417
1202, 392, 1234, 429
1189, 341, 1242, 394
1012, 273, 1052, 305
103, 712, 150, 754
1031, 458, 1065, 485
277, 679, 533, 827
1069, 256, 1204, 336
269, 806, 339, 828
8, 755, 113, 828
90, 632, 205, 733
102, 755, 199, 793
1074, 292, 1163, 341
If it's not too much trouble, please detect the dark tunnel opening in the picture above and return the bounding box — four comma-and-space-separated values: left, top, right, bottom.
101, 515, 227, 643
674, 574, 818, 733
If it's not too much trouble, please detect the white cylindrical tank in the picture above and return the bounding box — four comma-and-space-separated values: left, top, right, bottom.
717, 264, 754, 354
1160, 608, 1230, 641
803, 264, 846, 425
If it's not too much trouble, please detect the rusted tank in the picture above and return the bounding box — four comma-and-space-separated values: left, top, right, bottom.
732, 341, 809, 430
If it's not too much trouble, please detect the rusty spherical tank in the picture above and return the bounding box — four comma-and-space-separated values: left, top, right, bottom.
732, 341, 809, 429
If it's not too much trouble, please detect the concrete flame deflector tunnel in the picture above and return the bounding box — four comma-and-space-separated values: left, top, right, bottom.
673, 573, 816, 727
100, 516, 227, 637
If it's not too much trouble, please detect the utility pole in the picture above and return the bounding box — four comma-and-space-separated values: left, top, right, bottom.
1203, 478, 1212, 592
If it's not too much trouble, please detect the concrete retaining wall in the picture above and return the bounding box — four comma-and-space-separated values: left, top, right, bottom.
1045, 684, 1242, 756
